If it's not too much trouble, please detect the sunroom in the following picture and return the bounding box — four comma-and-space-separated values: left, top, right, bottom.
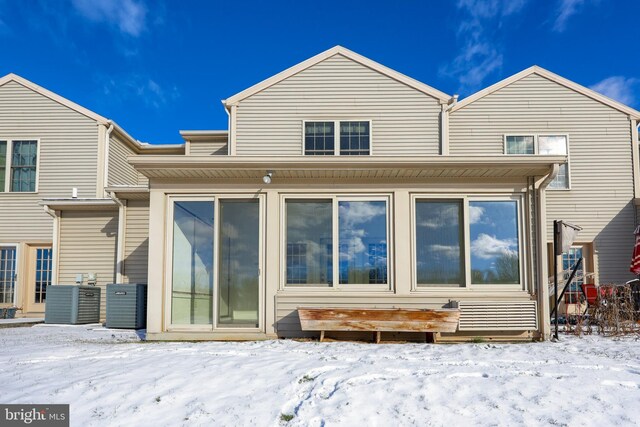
130, 155, 564, 341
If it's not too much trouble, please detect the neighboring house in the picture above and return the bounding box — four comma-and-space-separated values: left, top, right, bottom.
0, 73, 182, 318
3, 46, 639, 342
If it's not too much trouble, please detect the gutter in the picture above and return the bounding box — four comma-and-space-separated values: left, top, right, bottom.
104, 124, 115, 194
536, 162, 560, 341
539, 163, 560, 190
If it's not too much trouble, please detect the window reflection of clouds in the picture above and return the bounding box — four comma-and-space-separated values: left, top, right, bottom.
415, 201, 463, 287
338, 201, 387, 285
286, 201, 332, 285
469, 201, 520, 284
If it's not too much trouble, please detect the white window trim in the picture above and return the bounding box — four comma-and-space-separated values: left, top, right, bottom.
280, 193, 392, 291
0, 138, 41, 194
410, 193, 527, 292
301, 120, 373, 156
164, 194, 265, 333
503, 134, 571, 190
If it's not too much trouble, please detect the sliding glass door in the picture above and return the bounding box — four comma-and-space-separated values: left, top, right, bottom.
218, 200, 260, 327
169, 196, 262, 330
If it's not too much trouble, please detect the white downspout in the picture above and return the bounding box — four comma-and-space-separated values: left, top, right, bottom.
440, 95, 458, 156
108, 191, 126, 284
537, 163, 560, 341
43, 205, 60, 286
104, 124, 115, 195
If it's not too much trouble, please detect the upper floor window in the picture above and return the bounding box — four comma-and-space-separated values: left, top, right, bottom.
0, 139, 38, 193
304, 121, 371, 156
304, 122, 334, 155
505, 134, 569, 190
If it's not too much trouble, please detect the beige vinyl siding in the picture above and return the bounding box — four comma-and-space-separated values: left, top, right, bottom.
108, 135, 149, 186
450, 74, 635, 283
276, 294, 532, 337
123, 200, 149, 284
0, 81, 99, 241
58, 210, 118, 319
235, 54, 442, 156
189, 139, 228, 155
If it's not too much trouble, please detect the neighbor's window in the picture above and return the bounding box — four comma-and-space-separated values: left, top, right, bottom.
562, 246, 584, 304
469, 201, 520, 285
505, 136, 534, 154
505, 135, 569, 190
415, 200, 464, 287
34, 247, 52, 304
304, 122, 335, 155
539, 135, 569, 189
0, 141, 6, 192
304, 121, 371, 155
285, 197, 388, 287
10, 140, 38, 192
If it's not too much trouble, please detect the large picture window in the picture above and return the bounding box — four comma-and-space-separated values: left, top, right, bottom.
0, 139, 38, 193
415, 200, 464, 287
284, 197, 388, 288
469, 201, 520, 285
413, 197, 523, 288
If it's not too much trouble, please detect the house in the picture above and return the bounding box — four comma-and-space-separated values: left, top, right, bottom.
0, 73, 182, 319
2, 46, 639, 341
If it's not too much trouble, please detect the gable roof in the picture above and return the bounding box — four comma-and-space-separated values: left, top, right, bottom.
223, 46, 451, 106
449, 66, 640, 119
0, 73, 110, 124
0, 73, 186, 151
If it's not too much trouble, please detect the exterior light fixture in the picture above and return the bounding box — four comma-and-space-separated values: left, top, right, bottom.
263, 171, 273, 184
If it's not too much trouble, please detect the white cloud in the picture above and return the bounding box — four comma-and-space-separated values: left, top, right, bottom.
470, 233, 517, 259
338, 202, 386, 229
589, 76, 638, 106
71, 0, 147, 37
468, 205, 485, 224
417, 204, 460, 229
429, 244, 460, 259
441, 0, 529, 92
101, 73, 179, 109
552, 0, 586, 32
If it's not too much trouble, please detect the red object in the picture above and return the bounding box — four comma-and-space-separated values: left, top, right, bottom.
631, 226, 640, 274
581, 284, 598, 305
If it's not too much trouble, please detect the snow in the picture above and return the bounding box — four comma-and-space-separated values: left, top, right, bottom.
1, 325, 639, 426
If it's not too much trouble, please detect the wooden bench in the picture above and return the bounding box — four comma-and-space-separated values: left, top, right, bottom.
298, 307, 460, 343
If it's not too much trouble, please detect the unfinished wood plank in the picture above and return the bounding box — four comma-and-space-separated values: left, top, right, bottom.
375, 331, 381, 344
320, 330, 325, 342
298, 307, 460, 333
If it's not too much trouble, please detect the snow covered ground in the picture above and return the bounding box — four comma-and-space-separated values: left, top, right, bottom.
1, 325, 639, 426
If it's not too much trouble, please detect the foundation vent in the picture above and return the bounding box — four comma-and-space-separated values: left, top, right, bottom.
458, 301, 538, 331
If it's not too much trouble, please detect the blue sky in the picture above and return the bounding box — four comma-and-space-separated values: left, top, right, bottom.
1, 0, 638, 145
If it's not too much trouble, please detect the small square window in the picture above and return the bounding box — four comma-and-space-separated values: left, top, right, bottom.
304, 122, 334, 155
340, 121, 370, 155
